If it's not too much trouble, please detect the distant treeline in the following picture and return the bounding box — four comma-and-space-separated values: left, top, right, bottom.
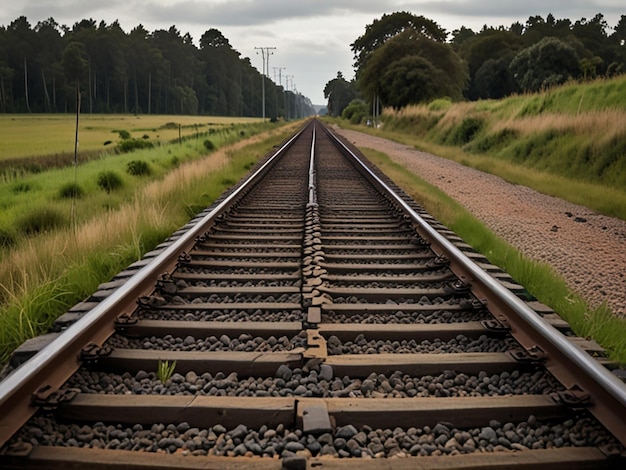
325, 12, 626, 116
0, 17, 314, 117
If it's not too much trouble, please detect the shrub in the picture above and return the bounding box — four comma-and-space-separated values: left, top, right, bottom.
342, 99, 368, 124
58, 182, 85, 199
203, 139, 216, 152
118, 139, 154, 153
97, 171, 123, 193
126, 160, 151, 176
16, 207, 66, 235
118, 130, 131, 140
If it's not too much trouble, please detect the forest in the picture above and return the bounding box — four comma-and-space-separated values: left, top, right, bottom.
325, 12, 626, 117
0, 16, 315, 118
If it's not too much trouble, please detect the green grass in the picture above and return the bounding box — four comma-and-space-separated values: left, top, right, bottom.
0, 121, 277, 244
0, 121, 300, 366
0, 114, 262, 160
361, 147, 626, 364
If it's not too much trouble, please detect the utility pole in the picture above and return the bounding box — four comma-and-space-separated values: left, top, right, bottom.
254, 46, 276, 120
273, 67, 286, 119
285, 75, 293, 120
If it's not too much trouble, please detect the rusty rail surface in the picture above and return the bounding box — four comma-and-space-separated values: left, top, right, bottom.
0, 119, 624, 469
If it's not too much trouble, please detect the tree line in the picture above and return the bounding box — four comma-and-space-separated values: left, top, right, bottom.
0, 16, 314, 117
325, 12, 626, 116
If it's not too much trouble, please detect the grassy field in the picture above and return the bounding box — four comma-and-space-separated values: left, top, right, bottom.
0, 114, 262, 160
0, 117, 275, 250
0, 115, 299, 366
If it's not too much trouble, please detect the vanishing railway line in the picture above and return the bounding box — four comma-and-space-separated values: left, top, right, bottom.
0, 120, 624, 469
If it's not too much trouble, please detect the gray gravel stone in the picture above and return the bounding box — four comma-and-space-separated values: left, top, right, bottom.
276, 364, 293, 381
336, 424, 358, 439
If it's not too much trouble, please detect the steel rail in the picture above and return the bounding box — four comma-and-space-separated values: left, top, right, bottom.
308, 124, 317, 206
323, 123, 626, 445
0, 122, 311, 447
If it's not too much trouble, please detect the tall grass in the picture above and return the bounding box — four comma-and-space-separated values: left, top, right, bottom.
366, 75, 626, 220
362, 147, 626, 363
0, 122, 300, 366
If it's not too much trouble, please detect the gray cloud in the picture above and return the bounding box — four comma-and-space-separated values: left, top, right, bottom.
137, 0, 388, 27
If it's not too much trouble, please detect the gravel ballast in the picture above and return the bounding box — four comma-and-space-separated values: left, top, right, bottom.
17, 415, 614, 458
335, 128, 626, 317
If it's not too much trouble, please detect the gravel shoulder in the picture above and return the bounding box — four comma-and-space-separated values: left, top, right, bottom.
335, 127, 626, 318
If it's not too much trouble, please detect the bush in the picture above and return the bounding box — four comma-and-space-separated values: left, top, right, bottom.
16, 207, 66, 235
118, 129, 131, 140
203, 139, 216, 152
118, 139, 154, 153
58, 182, 85, 199
97, 171, 123, 193
126, 160, 151, 176
342, 99, 368, 124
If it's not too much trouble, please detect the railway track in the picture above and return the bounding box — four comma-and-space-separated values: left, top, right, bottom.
0, 119, 624, 469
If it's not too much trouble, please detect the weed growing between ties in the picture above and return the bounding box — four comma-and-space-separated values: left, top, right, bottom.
0, 122, 299, 367
361, 148, 626, 364
157, 360, 177, 384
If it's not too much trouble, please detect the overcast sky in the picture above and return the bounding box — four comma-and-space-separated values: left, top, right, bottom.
2, 1, 624, 105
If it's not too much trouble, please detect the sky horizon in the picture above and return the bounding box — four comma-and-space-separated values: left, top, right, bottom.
1, 1, 624, 105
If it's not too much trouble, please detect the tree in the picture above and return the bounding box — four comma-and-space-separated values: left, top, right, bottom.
7, 16, 36, 112
473, 54, 518, 99
323, 72, 359, 117
607, 15, 626, 76
379, 56, 440, 108
450, 26, 475, 50
458, 30, 522, 99
351, 12, 447, 71
358, 30, 467, 108
0, 15, 314, 117
572, 14, 610, 74
62, 41, 87, 96
199, 29, 243, 115
510, 37, 580, 92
